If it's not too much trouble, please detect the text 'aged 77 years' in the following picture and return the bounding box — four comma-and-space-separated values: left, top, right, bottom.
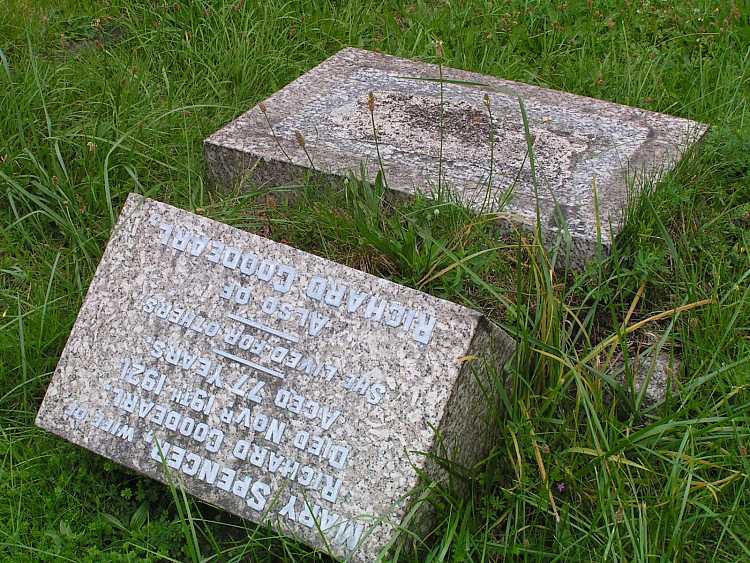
36, 193, 515, 562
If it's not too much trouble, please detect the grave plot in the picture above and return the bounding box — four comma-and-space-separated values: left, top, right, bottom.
205, 47, 708, 265
36, 193, 515, 562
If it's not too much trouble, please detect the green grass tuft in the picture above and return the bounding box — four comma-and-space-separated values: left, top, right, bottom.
1, 0, 749, 561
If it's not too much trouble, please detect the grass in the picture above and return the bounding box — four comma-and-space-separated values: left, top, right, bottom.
1, 0, 749, 561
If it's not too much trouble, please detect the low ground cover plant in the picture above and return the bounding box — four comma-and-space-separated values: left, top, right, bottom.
1, 1, 748, 561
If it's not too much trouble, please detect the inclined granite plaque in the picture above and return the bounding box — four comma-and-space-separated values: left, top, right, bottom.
36, 193, 515, 562
204, 47, 708, 265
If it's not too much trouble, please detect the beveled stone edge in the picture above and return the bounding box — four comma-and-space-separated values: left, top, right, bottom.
203, 47, 710, 265
34, 192, 518, 562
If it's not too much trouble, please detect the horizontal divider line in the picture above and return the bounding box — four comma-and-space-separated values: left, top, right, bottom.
212, 349, 286, 380
227, 313, 300, 343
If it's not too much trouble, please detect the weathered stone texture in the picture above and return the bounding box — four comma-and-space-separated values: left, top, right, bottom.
612, 337, 680, 406
36, 193, 514, 562
205, 47, 708, 265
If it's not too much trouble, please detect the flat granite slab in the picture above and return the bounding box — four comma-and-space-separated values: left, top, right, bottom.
36, 193, 515, 562
205, 47, 708, 264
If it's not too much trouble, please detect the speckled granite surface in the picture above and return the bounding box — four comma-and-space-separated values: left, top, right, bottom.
36, 193, 515, 562
205, 47, 708, 265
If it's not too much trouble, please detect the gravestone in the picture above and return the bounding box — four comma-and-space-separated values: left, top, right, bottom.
204, 47, 709, 265
36, 193, 515, 562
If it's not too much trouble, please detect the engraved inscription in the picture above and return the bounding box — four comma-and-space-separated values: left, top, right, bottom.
37, 194, 499, 563
49, 214, 417, 555
159, 223, 438, 345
